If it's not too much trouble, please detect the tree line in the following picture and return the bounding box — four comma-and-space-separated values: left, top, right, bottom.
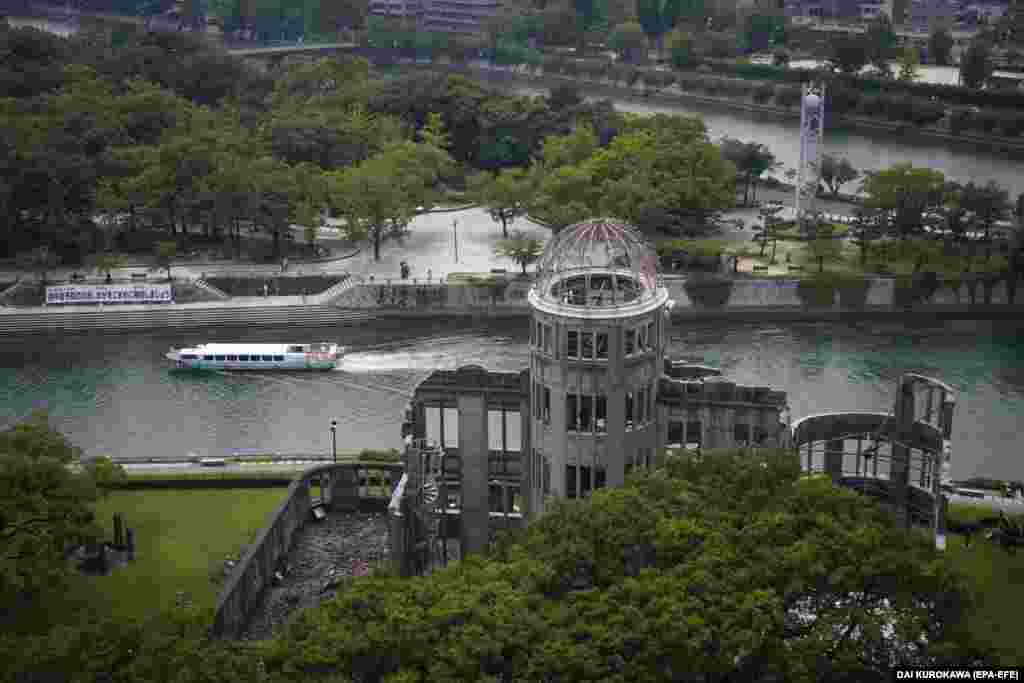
0, 24, 755, 274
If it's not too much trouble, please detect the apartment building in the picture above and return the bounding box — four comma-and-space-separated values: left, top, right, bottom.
367, 0, 501, 34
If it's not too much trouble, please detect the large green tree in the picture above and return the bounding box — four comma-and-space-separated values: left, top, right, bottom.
828, 33, 869, 74
328, 140, 453, 260
608, 20, 647, 63
928, 28, 955, 66
467, 167, 537, 238
263, 447, 992, 680
719, 137, 777, 206
861, 162, 946, 240
960, 38, 995, 89
819, 154, 860, 197
0, 412, 105, 633
542, 118, 736, 234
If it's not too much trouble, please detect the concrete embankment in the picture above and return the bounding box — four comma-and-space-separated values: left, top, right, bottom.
0, 301, 374, 335
3, 276, 1023, 335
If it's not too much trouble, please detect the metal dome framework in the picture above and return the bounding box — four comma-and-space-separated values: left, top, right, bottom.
533, 218, 664, 310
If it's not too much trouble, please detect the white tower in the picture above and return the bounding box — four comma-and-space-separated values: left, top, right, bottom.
795, 83, 826, 222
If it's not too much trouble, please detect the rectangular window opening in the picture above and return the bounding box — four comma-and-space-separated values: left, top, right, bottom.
567, 330, 579, 359
596, 333, 608, 360
596, 395, 607, 434
625, 329, 636, 355
543, 387, 551, 425
580, 395, 594, 432
581, 332, 594, 360
443, 407, 459, 448
505, 411, 521, 452
668, 420, 684, 445
580, 465, 592, 496
567, 394, 578, 432
566, 465, 577, 498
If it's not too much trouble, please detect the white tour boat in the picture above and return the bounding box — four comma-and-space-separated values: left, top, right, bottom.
166, 342, 344, 371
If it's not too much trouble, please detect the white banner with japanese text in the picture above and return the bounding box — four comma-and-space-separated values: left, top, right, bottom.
46, 283, 174, 305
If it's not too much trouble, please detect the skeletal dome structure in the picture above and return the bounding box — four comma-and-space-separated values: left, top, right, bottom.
533, 218, 664, 310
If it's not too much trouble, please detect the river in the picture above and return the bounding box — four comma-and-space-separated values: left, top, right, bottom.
505, 82, 1024, 199
1, 319, 1021, 481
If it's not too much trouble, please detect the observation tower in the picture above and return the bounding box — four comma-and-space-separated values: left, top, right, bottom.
526, 218, 673, 516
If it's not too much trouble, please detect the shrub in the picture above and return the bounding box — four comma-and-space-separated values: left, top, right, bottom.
975, 111, 1000, 134
906, 98, 945, 127
682, 274, 734, 308
358, 448, 402, 462
753, 82, 775, 103
774, 84, 802, 107
796, 276, 837, 307
948, 108, 973, 135
826, 85, 861, 117
892, 272, 940, 307
996, 111, 1024, 137
608, 64, 630, 84
858, 94, 887, 118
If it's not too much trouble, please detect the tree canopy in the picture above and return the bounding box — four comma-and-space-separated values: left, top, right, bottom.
261, 448, 992, 681
861, 162, 946, 240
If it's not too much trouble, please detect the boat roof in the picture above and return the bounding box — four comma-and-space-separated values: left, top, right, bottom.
178, 343, 335, 353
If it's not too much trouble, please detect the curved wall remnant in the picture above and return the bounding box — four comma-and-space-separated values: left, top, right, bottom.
792, 374, 956, 546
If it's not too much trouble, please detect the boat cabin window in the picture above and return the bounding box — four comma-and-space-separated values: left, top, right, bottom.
273, 355, 284, 362
203, 355, 214, 360
214, 355, 226, 361
262, 355, 274, 361
226, 355, 238, 361
181, 354, 198, 360
288, 345, 304, 353
237, 355, 249, 361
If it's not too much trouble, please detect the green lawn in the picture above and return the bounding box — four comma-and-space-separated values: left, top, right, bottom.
78, 488, 289, 622
946, 504, 1024, 665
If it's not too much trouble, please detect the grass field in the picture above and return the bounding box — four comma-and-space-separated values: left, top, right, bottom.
78, 488, 289, 622
946, 504, 1024, 665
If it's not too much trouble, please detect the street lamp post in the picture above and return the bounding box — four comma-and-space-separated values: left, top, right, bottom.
330, 419, 337, 463
453, 219, 459, 263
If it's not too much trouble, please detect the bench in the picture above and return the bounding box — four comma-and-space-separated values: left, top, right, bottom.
130, 273, 147, 281
70, 273, 85, 282
752, 265, 770, 272
787, 265, 805, 272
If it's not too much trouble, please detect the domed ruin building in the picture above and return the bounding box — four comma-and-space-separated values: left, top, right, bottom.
399, 219, 791, 563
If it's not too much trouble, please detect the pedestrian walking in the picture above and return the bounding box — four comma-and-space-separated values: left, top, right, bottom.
427, 268, 432, 282
263, 282, 269, 297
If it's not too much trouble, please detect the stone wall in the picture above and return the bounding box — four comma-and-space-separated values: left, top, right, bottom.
328, 275, 1024, 318
211, 462, 403, 639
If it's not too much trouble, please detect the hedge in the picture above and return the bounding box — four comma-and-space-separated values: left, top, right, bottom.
358, 448, 403, 463
682, 274, 734, 308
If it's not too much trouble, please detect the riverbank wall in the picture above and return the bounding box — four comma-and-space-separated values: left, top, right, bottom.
403, 62, 1024, 155
3, 275, 1022, 335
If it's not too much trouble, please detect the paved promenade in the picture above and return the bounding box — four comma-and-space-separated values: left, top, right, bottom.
0, 206, 546, 296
